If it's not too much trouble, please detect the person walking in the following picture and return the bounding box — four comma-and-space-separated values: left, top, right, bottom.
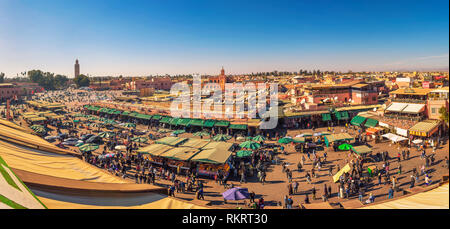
388, 187, 394, 199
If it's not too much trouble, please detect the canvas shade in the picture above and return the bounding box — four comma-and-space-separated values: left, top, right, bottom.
333, 164, 351, 183
203, 120, 216, 128
351, 145, 372, 155
78, 144, 99, 152
152, 115, 162, 120
229, 124, 247, 130
335, 111, 349, 120
322, 113, 332, 121
136, 114, 152, 120
189, 119, 204, 127
386, 102, 408, 112
252, 135, 266, 142
121, 111, 130, 116
180, 138, 210, 149
172, 130, 186, 135
338, 143, 353, 151
214, 121, 230, 127
278, 137, 293, 144
213, 134, 231, 141
169, 118, 180, 125
350, 116, 366, 126
137, 144, 173, 156
239, 141, 261, 150
176, 118, 191, 126
191, 142, 233, 164
293, 137, 305, 143
324, 133, 355, 147
364, 118, 378, 128
159, 147, 200, 161
409, 120, 440, 137
155, 137, 187, 146
222, 187, 249, 200
132, 137, 148, 143
236, 150, 253, 158
159, 117, 172, 124
401, 104, 425, 114
98, 132, 115, 138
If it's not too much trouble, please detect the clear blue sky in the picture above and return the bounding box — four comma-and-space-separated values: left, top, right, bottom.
0, 0, 448, 77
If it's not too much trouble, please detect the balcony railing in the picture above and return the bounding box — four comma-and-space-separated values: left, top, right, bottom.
391, 98, 427, 104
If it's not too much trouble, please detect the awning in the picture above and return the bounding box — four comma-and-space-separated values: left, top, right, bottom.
409, 120, 441, 137
176, 118, 191, 126
152, 115, 162, 120
99, 108, 110, 113
382, 133, 408, 143
203, 120, 216, 128
386, 102, 408, 112
159, 117, 172, 124
335, 111, 349, 120
169, 118, 180, 125
366, 127, 381, 135
364, 118, 378, 128
129, 113, 140, 118
137, 114, 152, 120
121, 111, 130, 116
402, 104, 426, 114
351, 145, 372, 155
214, 121, 230, 127
229, 124, 248, 130
350, 116, 366, 126
189, 119, 204, 127
322, 113, 332, 121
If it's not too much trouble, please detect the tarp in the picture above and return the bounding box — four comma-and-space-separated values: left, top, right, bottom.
36, 195, 209, 209
155, 137, 187, 146
351, 145, 372, 155
179, 138, 210, 149
0, 156, 46, 209
159, 147, 200, 161
361, 183, 449, 209
333, 164, 351, 183
382, 133, 408, 143
137, 144, 173, 156
324, 133, 355, 147
191, 142, 234, 164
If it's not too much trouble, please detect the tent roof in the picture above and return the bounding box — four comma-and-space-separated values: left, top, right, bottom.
137, 144, 173, 156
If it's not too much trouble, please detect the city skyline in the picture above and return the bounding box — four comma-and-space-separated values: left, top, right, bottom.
0, 0, 448, 77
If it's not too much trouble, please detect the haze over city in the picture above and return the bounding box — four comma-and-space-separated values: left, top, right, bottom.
0, 0, 449, 77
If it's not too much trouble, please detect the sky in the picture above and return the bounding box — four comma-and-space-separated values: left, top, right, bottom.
0, 0, 448, 77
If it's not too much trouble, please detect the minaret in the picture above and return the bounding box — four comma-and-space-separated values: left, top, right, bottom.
75, 59, 80, 78
219, 66, 226, 91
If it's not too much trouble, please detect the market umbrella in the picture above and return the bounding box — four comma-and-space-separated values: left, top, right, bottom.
104, 120, 117, 125
30, 125, 44, 130
73, 120, 81, 123
88, 116, 98, 121
222, 187, 250, 201
79, 143, 99, 152
213, 134, 231, 142
193, 131, 210, 137
121, 122, 136, 128
278, 137, 293, 144
252, 135, 266, 142
338, 143, 353, 151
172, 129, 186, 135
74, 113, 84, 117
89, 123, 103, 128
115, 145, 126, 151
132, 136, 148, 143
75, 142, 84, 147
236, 150, 253, 158
98, 131, 115, 138
239, 141, 261, 150
99, 118, 107, 122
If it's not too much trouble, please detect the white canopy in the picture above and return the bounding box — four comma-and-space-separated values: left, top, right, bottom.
382, 133, 408, 143
402, 104, 425, 114
413, 139, 423, 144
386, 102, 408, 112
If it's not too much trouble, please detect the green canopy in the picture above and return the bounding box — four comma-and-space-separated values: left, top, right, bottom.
252, 135, 266, 142
73, 120, 81, 123
229, 124, 247, 130
159, 117, 172, 124
338, 143, 353, 151
351, 115, 366, 126
335, 111, 349, 120
214, 121, 230, 127
79, 143, 99, 152
98, 132, 115, 138
88, 116, 98, 121
322, 113, 332, 121
136, 114, 152, 120
104, 120, 118, 125
189, 119, 205, 127
176, 118, 191, 126
236, 150, 253, 158
203, 120, 216, 128
278, 137, 293, 144
121, 111, 130, 116
87, 123, 103, 128
169, 118, 180, 125
132, 136, 149, 143
364, 118, 378, 128
212, 134, 231, 142
152, 115, 162, 120
239, 141, 261, 150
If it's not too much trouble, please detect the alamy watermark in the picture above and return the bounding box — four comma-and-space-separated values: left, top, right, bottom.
170, 74, 279, 129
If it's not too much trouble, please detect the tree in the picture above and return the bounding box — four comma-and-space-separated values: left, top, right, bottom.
0, 72, 5, 83
27, 70, 68, 90
74, 74, 90, 88
439, 106, 449, 124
